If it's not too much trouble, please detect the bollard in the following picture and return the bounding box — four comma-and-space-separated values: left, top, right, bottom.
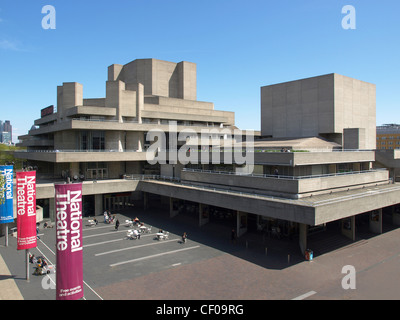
246, 241, 248, 249
265, 247, 268, 255
288, 254, 290, 264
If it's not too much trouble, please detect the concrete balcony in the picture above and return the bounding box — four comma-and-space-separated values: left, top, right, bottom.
18, 138, 54, 148
180, 168, 390, 198
14, 150, 153, 163
253, 150, 375, 166
35, 179, 140, 199
27, 119, 237, 136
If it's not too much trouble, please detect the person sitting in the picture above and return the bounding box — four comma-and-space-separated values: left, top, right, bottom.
134, 217, 140, 225
43, 221, 53, 228
133, 229, 140, 239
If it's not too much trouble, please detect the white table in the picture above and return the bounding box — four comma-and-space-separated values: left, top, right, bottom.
156, 232, 165, 240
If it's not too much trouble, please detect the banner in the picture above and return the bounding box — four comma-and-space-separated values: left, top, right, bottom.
16, 171, 37, 250
0, 165, 14, 224
55, 183, 84, 300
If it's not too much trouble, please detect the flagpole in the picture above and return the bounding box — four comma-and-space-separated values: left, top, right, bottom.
5, 224, 8, 247
26, 249, 30, 281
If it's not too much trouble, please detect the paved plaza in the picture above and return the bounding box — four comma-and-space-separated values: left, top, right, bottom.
1, 205, 400, 300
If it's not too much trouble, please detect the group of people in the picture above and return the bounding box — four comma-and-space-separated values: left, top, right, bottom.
29, 254, 49, 276
103, 210, 116, 224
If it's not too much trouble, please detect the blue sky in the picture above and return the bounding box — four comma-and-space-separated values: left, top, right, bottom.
1, 0, 400, 142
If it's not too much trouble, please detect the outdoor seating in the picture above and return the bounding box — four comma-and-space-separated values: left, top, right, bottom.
125, 220, 133, 227
88, 219, 96, 227
126, 230, 137, 240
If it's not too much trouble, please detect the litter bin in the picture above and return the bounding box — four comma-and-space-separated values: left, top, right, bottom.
305, 249, 313, 261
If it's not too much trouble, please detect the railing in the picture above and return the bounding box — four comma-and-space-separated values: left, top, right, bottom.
182, 168, 388, 180
14, 149, 144, 153
123, 174, 315, 206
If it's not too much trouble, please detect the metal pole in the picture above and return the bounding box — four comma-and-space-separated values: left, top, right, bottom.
5, 224, 8, 247
26, 249, 30, 281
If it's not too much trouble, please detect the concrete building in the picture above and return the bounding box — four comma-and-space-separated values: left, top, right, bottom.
374, 124, 400, 182
261, 73, 376, 150
1, 120, 12, 144
11, 59, 400, 256
376, 124, 400, 150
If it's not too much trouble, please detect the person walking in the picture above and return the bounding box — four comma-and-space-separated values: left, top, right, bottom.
182, 232, 187, 244
115, 219, 120, 231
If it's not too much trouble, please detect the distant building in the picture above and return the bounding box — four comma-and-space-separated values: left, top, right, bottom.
376, 124, 400, 150
0, 120, 12, 144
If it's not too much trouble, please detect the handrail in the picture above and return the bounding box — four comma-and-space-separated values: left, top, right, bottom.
181, 168, 388, 180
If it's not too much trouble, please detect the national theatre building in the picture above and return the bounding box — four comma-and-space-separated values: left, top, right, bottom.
10, 58, 400, 255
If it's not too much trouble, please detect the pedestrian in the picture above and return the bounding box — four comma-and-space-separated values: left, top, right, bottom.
115, 219, 120, 231
103, 211, 108, 223
182, 232, 187, 244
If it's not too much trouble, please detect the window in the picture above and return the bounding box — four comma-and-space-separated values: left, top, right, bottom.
78, 131, 105, 151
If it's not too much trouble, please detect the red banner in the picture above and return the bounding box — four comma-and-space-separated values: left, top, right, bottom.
55, 183, 84, 300
16, 171, 37, 250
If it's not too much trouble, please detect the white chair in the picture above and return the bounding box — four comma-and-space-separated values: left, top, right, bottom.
127, 230, 136, 240
163, 232, 169, 240
146, 226, 152, 233
88, 220, 96, 227
125, 220, 133, 227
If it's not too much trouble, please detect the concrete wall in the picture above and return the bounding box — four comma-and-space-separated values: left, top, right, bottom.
181, 169, 389, 198
334, 74, 376, 149
116, 59, 197, 100
343, 128, 366, 150
254, 151, 375, 167
57, 82, 83, 120
261, 74, 376, 149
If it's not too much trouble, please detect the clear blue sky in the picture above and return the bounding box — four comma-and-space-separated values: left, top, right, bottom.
1, 0, 399, 143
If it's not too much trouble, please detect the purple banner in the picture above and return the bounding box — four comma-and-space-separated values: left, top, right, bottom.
55, 183, 84, 300
16, 171, 37, 250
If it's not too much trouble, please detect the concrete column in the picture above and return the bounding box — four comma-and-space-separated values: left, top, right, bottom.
143, 192, 148, 211
170, 198, 179, 218
299, 223, 308, 255
369, 209, 382, 234
69, 162, 80, 180
393, 212, 400, 226
237, 211, 248, 237
105, 197, 111, 211
199, 204, 209, 227
49, 198, 55, 222
105, 131, 123, 151
391, 206, 400, 226
94, 194, 103, 216
341, 216, 355, 241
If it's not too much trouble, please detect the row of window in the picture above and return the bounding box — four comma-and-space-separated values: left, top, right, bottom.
377, 136, 400, 140
377, 141, 400, 145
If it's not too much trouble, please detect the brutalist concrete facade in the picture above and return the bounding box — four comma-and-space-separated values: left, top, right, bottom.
261, 73, 376, 149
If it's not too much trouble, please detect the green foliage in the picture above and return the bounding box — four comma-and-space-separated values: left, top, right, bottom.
0, 144, 26, 170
